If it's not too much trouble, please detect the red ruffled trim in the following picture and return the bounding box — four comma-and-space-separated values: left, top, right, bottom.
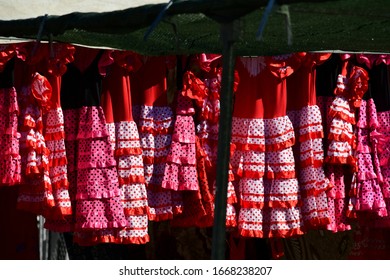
234, 142, 265, 152
74, 234, 150, 246
328, 132, 355, 145
265, 137, 295, 152
325, 155, 356, 167
123, 206, 149, 216
76, 220, 127, 230
49, 156, 68, 168
328, 107, 356, 124
138, 126, 173, 135
264, 170, 296, 179
241, 200, 299, 209
239, 227, 304, 239
44, 131, 65, 141
236, 169, 264, 179
114, 147, 142, 157
148, 212, 173, 222
299, 130, 324, 142
300, 157, 323, 168
119, 175, 145, 185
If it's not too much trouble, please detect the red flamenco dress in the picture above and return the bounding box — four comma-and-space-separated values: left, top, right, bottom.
130, 55, 181, 221
286, 52, 332, 229
187, 54, 238, 227
324, 57, 369, 232
231, 54, 305, 238
99, 50, 149, 244
59, 47, 127, 245
14, 42, 75, 230
14, 43, 56, 216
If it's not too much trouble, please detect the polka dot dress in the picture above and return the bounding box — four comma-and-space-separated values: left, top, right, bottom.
231, 55, 305, 238
132, 56, 179, 222
162, 93, 198, 191
17, 74, 55, 215
286, 53, 331, 230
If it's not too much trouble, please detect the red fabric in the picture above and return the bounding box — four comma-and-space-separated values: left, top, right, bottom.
130, 56, 176, 107
287, 53, 331, 110
234, 54, 304, 119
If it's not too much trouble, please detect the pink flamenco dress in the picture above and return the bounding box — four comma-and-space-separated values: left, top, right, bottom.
0, 44, 22, 186
324, 57, 369, 232
231, 54, 305, 239
286, 52, 332, 229
163, 89, 211, 227
187, 54, 238, 228
130, 55, 180, 221
59, 46, 127, 245
99, 50, 149, 244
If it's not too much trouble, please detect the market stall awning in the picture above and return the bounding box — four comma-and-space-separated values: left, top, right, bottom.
0, 0, 389, 55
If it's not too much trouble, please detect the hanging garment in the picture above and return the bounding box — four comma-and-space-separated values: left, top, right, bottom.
231, 54, 305, 238
286, 52, 331, 230
182, 54, 238, 228
99, 50, 149, 244
130, 55, 181, 221
14, 43, 56, 216
58, 46, 127, 245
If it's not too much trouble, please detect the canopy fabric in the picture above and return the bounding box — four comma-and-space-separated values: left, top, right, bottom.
0, 0, 389, 55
